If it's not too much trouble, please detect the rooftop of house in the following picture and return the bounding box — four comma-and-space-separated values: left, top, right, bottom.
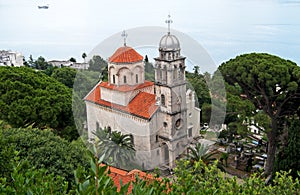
101, 163, 159, 192
84, 82, 158, 120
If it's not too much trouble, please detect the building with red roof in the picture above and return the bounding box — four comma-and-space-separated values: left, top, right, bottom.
100, 163, 162, 193
85, 25, 201, 171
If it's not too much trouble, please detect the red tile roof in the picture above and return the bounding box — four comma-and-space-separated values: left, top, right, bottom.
99, 81, 154, 92
100, 164, 160, 193
109, 46, 143, 63
85, 82, 158, 119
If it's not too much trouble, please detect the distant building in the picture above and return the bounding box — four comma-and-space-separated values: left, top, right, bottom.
48, 60, 89, 70
71, 62, 89, 70
0, 50, 24, 67
48, 60, 73, 68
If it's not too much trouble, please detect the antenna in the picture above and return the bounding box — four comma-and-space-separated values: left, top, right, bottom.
165, 14, 173, 35
121, 30, 128, 46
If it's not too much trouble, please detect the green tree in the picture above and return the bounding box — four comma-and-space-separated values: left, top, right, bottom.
193, 65, 200, 74
88, 55, 107, 72
275, 119, 300, 178
145, 61, 155, 81
0, 158, 68, 194
0, 66, 77, 140
93, 128, 136, 170
88, 55, 108, 81
219, 53, 300, 176
1, 127, 90, 189
69, 57, 77, 62
186, 143, 217, 165
82, 52, 87, 63
51, 67, 77, 88
186, 71, 210, 107
30, 56, 51, 70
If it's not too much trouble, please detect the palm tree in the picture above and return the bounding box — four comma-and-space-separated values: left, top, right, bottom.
93, 128, 136, 170
186, 143, 217, 165
186, 143, 226, 172
82, 52, 87, 63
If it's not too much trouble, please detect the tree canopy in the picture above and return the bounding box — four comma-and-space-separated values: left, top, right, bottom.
219, 53, 300, 176
51, 67, 77, 88
0, 127, 89, 189
0, 67, 78, 140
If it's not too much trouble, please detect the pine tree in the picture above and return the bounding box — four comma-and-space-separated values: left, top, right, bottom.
275, 119, 300, 178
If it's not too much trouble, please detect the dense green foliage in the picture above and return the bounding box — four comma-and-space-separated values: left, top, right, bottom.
51, 67, 77, 88
27, 55, 52, 70
0, 159, 69, 194
88, 55, 108, 81
219, 53, 300, 175
93, 128, 137, 170
275, 119, 300, 178
186, 71, 210, 108
0, 67, 78, 140
145, 60, 155, 81
0, 127, 89, 189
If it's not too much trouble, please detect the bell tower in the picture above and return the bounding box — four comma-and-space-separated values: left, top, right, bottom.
154, 15, 188, 168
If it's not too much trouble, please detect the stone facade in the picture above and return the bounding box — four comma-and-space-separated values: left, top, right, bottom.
85, 31, 201, 170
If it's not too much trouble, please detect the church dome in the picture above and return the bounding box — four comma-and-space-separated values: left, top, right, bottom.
159, 34, 180, 51
109, 46, 143, 63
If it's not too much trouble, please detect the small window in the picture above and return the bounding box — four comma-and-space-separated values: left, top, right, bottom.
156, 135, 159, 142
96, 122, 100, 130
188, 127, 193, 137
112, 75, 115, 84
161, 94, 165, 106
163, 122, 168, 127
136, 74, 138, 83
123, 75, 127, 84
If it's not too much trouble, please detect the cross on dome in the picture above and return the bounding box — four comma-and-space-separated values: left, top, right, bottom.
121, 30, 128, 46
165, 14, 173, 35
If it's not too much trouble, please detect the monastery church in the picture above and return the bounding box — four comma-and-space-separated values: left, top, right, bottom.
85, 23, 201, 170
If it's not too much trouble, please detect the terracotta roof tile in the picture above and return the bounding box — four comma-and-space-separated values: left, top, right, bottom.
85, 82, 158, 119
109, 46, 143, 63
100, 164, 160, 193
99, 81, 154, 92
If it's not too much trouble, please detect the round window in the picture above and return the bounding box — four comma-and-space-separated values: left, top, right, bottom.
175, 119, 182, 129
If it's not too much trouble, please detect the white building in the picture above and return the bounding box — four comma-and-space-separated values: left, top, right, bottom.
85, 30, 200, 170
48, 60, 89, 70
0, 50, 24, 67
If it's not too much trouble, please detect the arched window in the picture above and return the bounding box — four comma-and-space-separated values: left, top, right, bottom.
112, 75, 115, 84
123, 75, 127, 84
173, 66, 177, 80
161, 94, 165, 106
136, 74, 138, 83
157, 67, 162, 80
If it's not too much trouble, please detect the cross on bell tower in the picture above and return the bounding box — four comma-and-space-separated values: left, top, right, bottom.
121, 30, 128, 46
165, 14, 173, 35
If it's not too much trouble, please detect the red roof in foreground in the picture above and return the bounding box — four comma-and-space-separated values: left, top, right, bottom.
109, 46, 143, 63
84, 82, 158, 119
101, 164, 159, 192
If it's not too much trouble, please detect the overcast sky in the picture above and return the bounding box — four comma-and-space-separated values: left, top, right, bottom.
1, 0, 300, 66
